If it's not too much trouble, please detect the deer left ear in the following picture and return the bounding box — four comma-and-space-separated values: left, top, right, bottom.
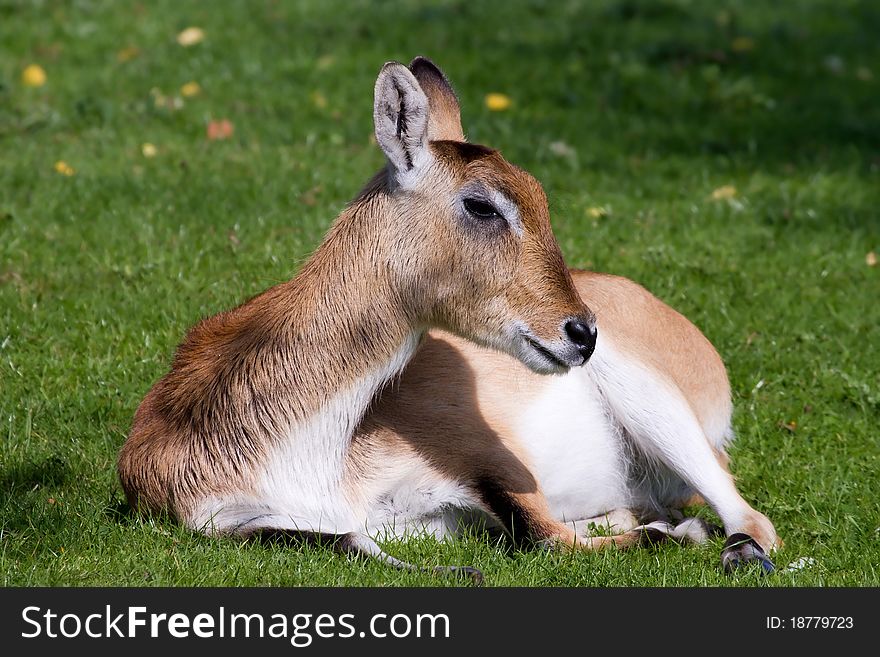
409, 56, 465, 142
373, 62, 430, 182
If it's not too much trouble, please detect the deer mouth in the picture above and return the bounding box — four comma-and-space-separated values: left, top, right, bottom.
523, 335, 570, 370
508, 323, 585, 374
520, 333, 580, 374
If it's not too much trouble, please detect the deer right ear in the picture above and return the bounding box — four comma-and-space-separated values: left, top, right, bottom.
373, 62, 430, 185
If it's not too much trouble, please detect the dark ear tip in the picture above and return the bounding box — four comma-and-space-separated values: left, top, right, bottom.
408, 55, 439, 72
409, 56, 450, 84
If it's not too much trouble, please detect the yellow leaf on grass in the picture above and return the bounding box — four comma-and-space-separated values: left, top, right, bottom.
180, 81, 201, 97
711, 185, 737, 200
867, 251, 878, 267
54, 161, 75, 176
22, 64, 47, 87
117, 46, 140, 63
141, 143, 158, 158
177, 27, 205, 47
310, 91, 328, 109
485, 93, 512, 111
731, 37, 755, 53
587, 206, 608, 218
779, 420, 797, 432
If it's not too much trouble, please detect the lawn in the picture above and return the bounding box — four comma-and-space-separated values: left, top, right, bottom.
1, 0, 878, 586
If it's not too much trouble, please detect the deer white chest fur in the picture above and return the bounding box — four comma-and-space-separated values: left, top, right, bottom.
186, 334, 423, 535
358, 363, 630, 539
254, 334, 422, 533
513, 365, 628, 523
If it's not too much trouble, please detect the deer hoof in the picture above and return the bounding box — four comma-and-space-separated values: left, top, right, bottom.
721, 533, 775, 574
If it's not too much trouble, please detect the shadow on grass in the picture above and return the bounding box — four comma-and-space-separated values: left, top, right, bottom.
352, 0, 880, 184
103, 495, 135, 525
0, 455, 70, 491
0, 457, 71, 552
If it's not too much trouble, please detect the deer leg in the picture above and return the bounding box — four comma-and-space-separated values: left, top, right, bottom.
565, 507, 721, 548
472, 479, 678, 552
591, 353, 779, 572
191, 503, 483, 584
567, 509, 640, 537
340, 532, 483, 585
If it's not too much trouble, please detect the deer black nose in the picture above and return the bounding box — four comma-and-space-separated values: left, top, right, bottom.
564, 319, 597, 362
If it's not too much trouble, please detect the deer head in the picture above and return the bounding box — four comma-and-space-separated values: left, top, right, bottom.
372, 57, 596, 373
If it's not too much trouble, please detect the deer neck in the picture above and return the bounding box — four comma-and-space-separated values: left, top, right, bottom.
166, 173, 421, 446
269, 182, 422, 431
248, 185, 425, 526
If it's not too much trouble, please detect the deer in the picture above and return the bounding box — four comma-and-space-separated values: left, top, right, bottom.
119, 56, 778, 582
118, 57, 601, 583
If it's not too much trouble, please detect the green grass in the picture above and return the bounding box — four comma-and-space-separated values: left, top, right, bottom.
1, 0, 878, 587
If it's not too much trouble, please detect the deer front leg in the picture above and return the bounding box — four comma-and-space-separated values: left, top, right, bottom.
590, 348, 780, 572
567, 509, 640, 537
568, 510, 722, 547
472, 478, 669, 552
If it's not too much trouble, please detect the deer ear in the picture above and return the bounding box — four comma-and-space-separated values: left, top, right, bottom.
409, 57, 465, 142
373, 62, 430, 180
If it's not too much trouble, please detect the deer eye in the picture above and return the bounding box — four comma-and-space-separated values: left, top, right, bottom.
463, 197, 502, 220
